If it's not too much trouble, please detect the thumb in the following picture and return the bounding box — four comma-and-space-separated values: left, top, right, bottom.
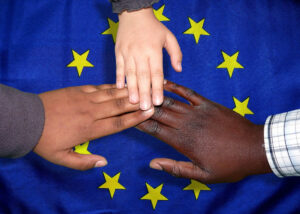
164, 32, 182, 72
150, 158, 208, 181
58, 150, 107, 171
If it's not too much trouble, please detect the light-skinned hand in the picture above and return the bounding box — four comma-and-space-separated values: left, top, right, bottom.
137, 81, 271, 183
34, 84, 154, 170
116, 8, 182, 110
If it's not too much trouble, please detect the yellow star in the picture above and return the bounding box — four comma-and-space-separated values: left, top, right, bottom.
67, 50, 94, 77
184, 17, 210, 44
153, 5, 170, 21
74, 141, 91, 155
102, 18, 119, 43
141, 183, 168, 210
183, 179, 211, 200
217, 51, 244, 78
98, 172, 126, 198
233, 97, 254, 117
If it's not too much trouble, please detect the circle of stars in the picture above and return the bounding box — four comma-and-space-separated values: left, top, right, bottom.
66, 2, 255, 210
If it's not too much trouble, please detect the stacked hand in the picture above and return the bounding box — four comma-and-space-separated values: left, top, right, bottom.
34, 84, 154, 170
116, 8, 182, 110
137, 81, 272, 183
34, 9, 271, 183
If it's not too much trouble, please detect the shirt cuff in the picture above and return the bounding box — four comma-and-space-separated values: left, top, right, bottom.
264, 109, 300, 177
0, 85, 45, 158
110, 0, 160, 13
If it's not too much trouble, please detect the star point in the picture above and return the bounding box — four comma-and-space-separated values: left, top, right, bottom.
217, 51, 244, 78
153, 5, 170, 21
102, 18, 119, 43
67, 50, 94, 77
184, 17, 210, 44
98, 172, 126, 198
141, 183, 168, 210
74, 141, 91, 155
183, 179, 211, 200
233, 97, 254, 117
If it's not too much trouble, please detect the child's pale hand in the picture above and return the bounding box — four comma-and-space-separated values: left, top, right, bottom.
116, 8, 182, 110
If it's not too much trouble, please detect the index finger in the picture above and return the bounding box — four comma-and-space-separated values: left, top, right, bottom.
96, 84, 116, 90
136, 119, 181, 150
90, 108, 154, 139
164, 80, 205, 106
150, 51, 164, 106
88, 87, 129, 103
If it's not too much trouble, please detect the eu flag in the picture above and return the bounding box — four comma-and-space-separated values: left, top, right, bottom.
0, 0, 299, 213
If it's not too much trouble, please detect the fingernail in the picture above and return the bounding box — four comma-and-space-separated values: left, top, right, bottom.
130, 94, 139, 103
163, 79, 167, 85
177, 62, 182, 72
94, 160, 107, 168
116, 82, 123, 89
140, 101, 150, 110
143, 107, 154, 115
150, 162, 163, 171
153, 96, 163, 106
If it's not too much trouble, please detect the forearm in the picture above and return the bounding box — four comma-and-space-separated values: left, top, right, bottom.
110, 0, 160, 13
0, 84, 45, 158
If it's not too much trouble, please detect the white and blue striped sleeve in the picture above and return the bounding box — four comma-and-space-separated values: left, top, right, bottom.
264, 109, 300, 177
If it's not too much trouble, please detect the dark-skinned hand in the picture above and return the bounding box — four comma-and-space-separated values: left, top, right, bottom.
35, 84, 154, 171
137, 81, 272, 183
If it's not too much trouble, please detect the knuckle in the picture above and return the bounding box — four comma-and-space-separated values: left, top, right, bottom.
77, 162, 92, 171
113, 118, 124, 129
163, 97, 175, 107
79, 118, 93, 134
116, 73, 124, 80
170, 82, 179, 90
126, 68, 135, 75
80, 85, 97, 93
146, 120, 161, 135
151, 70, 163, 78
116, 59, 124, 67
116, 71, 123, 77
114, 98, 126, 108
153, 107, 164, 119
192, 164, 202, 177
77, 165, 87, 171
145, 47, 158, 56
171, 162, 182, 177
126, 43, 135, 51
64, 87, 74, 94
195, 165, 211, 182
137, 68, 149, 75
105, 88, 116, 97
194, 102, 214, 114
184, 89, 197, 99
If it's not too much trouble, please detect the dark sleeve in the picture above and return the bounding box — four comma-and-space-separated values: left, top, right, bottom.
110, 0, 160, 13
0, 84, 45, 158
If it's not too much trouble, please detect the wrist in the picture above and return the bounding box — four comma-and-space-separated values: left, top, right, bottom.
118, 7, 155, 21
248, 124, 272, 176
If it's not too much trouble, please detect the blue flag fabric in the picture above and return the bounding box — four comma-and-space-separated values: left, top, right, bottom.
0, 0, 300, 213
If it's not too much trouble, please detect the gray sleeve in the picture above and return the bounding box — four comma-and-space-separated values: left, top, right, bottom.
0, 84, 45, 158
110, 0, 160, 13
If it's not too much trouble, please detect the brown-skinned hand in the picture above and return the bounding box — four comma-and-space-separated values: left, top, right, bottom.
34, 84, 154, 171
137, 81, 272, 183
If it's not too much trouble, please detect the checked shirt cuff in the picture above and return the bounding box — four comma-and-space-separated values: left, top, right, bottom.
264, 109, 300, 177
